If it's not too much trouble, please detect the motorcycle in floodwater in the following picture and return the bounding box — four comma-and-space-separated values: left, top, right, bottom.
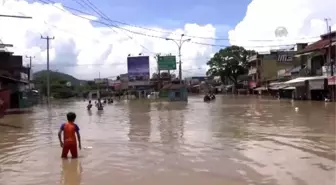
203, 94, 216, 102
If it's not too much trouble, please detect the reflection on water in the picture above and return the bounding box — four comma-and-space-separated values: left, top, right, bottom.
61, 159, 82, 185
0, 96, 335, 185
128, 101, 151, 142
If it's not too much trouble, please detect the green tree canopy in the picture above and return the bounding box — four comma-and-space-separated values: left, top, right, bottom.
206, 46, 256, 84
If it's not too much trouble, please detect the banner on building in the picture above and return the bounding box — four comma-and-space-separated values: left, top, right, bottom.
277, 51, 294, 63
127, 56, 150, 81
157, 56, 176, 70
108, 79, 121, 88
249, 81, 256, 88
328, 76, 336, 85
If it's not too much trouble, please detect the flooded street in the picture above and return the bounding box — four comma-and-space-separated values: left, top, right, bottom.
0, 95, 335, 185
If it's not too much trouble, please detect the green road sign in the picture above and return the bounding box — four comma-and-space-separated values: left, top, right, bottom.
158, 56, 176, 70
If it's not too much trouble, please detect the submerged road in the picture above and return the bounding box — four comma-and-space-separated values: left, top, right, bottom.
0, 95, 335, 185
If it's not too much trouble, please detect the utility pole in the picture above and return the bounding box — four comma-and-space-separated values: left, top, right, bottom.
325, 18, 335, 101
166, 34, 191, 84
41, 36, 55, 104
155, 54, 161, 90
328, 25, 335, 101
328, 26, 333, 76
25, 55, 35, 87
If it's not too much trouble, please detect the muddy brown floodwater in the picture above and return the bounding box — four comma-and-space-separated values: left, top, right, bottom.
0, 95, 335, 185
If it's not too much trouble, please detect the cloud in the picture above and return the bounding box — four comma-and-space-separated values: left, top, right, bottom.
228, 0, 336, 52
0, 0, 218, 79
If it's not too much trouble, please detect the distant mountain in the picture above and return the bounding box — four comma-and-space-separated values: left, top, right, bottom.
33, 70, 81, 86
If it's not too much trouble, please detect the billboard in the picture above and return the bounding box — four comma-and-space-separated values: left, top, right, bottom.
127, 56, 150, 81
158, 56, 176, 70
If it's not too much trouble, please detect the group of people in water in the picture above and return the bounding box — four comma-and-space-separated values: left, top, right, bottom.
86, 98, 114, 110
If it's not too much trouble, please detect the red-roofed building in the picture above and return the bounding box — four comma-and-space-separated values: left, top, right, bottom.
293, 31, 336, 101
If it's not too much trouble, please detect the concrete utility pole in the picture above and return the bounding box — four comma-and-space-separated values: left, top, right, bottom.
328, 25, 335, 101
40, 36, 55, 104
166, 34, 191, 84
155, 54, 161, 89
325, 18, 334, 101
25, 55, 35, 85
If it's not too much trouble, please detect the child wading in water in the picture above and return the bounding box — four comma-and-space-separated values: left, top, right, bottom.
58, 112, 82, 158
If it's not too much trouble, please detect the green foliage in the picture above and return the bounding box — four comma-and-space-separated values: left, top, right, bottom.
33, 70, 93, 99
33, 70, 80, 86
206, 46, 256, 84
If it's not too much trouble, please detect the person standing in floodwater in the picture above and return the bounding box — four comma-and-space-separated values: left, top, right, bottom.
58, 112, 82, 158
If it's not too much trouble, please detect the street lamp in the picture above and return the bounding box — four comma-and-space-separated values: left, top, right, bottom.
166, 34, 191, 84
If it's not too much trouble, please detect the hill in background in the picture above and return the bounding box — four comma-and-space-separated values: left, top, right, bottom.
33, 70, 82, 86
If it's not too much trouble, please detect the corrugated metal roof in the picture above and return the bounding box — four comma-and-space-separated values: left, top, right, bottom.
296, 39, 334, 54
288, 66, 301, 73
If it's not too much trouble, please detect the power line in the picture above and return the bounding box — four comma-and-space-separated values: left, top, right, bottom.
62, 0, 155, 55
40, 1, 321, 42
37, 0, 312, 49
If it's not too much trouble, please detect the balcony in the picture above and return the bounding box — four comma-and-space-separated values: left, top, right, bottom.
247, 55, 258, 63
298, 65, 336, 77
248, 68, 257, 75
322, 65, 336, 76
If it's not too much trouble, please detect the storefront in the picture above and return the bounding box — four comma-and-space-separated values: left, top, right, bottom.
327, 76, 336, 101
284, 76, 326, 100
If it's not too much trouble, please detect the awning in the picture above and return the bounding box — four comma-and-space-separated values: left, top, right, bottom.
254, 86, 267, 91
269, 82, 285, 90
269, 82, 284, 86
296, 39, 332, 54
283, 86, 295, 90
288, 66, 301, 73
284, 78, 306, 84
284, 76, 326, 86
269, 85, 287, 90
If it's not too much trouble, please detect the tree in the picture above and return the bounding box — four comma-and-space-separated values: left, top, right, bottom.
151, 73, 158, 79
206, 46, 256, 86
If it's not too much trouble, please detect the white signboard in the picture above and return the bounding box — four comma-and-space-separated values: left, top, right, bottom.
309, 80, 324, 90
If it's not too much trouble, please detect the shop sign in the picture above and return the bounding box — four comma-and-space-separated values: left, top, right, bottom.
309, 80, 324, 90
328, 76, 336, 85
249, 81, 256, 88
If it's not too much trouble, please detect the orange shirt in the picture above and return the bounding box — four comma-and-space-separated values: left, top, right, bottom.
60, 122, 80, 145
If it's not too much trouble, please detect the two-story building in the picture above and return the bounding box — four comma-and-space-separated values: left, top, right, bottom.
0, 49, 35, 113
247, 48, 301, 93
284, 31, 336, 100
